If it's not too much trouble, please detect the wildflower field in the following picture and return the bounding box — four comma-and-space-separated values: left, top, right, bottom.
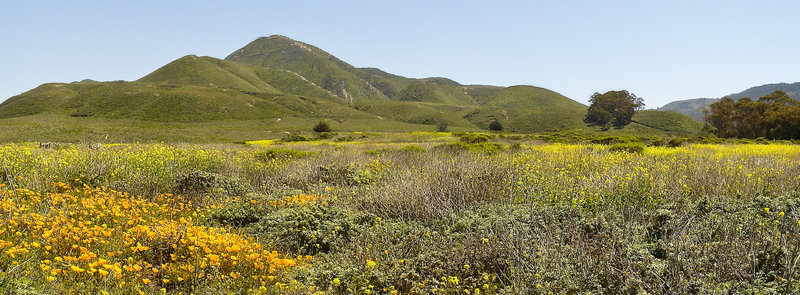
1, 135, 800, 294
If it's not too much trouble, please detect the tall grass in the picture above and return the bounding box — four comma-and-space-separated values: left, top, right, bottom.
1, 142, 800, 293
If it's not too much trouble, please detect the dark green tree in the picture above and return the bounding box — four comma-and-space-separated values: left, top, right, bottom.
584, 90, 644, 129
705, 90, 800, 139
488, 119, 504, 131
704, 97, 737, 137
313, 121, 331, 133
733, 98, 765, 138
435, 120, 449, 132
759, 90, 800, 139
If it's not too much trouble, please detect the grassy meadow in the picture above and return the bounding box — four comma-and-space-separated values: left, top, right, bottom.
1, 134, 800, 294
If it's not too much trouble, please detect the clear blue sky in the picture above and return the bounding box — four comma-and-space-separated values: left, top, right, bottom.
1, 0, 798, 107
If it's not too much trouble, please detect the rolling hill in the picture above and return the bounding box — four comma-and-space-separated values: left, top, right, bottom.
0, 34, 702, 140
725, 82, 800, 101
658, 82, 800, 122
225, 35, 390, 103
0, 57, 375, 123
657, 98, 718, 122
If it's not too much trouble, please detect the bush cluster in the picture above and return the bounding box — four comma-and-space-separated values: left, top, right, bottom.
175, 170, 249, 199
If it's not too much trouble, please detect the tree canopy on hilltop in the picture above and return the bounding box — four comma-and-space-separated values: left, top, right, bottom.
584, 90, 644, 130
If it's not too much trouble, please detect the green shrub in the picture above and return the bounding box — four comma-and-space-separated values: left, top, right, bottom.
313, 121, 332, 133
590, 135, 637, 145
255, 148, 316, 161
284, 134, 312, 142
316, 132, 334, 139
65, 172, 104, 188
175, 170, 249, 197
667, 137, 685, 147
488, 120, 503, 131
608, 142, 645, 153
400, 145, 425, 153
296, 217, 505, 295
457, 133, 492, 144
316, 164, 382, 186
0, 274, 38, 295
435, 120, 449, 132
210, 195, 269, 227
249, 204, 376, 255
175, 170, 217, 192
648, 137, 665, 147
334, 136, 355, 142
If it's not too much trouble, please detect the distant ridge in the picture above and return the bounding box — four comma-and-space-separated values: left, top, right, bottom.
658, 82, 800, 121
657, 98, 719, 122
725, 82, 800, 100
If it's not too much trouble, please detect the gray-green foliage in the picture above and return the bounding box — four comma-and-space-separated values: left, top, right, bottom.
250, 204, 376, 255
175, 170, 249, 197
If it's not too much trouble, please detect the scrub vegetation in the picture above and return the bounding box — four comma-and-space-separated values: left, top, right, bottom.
1, 134, 799, 294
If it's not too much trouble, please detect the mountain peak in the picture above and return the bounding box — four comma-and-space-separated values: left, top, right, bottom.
261, 34, 292, 40
224, 36, 388, 102
227, 35, 318, 62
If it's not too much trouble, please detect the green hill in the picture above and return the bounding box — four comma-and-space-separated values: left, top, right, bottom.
138, 55, 279, 93
726, 82, 800, 101
657, 98, 717, 122
395, 79, 477, 105
632, 110, 704, 134
0, 52, 384, 122
467, 85, 589, 132
0, 34, 707, 140
358, 67, 415, 91
225, 35, 389, 102
139, 55, 342, 102
659, 82, 800, 122
350, 85, 590, 133
0, 80, 377, 122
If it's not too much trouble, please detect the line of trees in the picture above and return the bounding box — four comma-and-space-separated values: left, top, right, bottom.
705, 90, 800, 139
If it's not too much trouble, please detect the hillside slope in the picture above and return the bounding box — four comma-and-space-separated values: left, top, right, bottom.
632, 110, 704, 134
138, 55, 279, 93
657, 98, 718, 121
0, 80, 376, 122
225, 35, 389, 102
659, 82, 800, 122
468, 85, 589, 132
725, 82, 800, 101
139, 55, 342, 101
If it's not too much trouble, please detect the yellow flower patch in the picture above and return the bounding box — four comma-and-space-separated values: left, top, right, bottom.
0, 183, 299, 293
